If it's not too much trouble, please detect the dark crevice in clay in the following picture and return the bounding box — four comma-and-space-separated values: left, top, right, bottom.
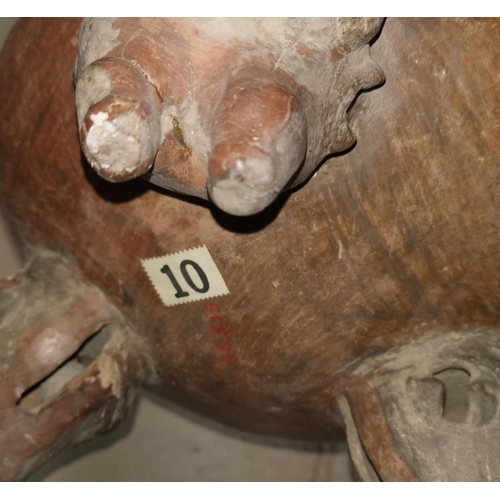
17, 325, 113, 412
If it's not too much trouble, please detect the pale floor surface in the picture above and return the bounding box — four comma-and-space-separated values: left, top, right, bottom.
0, 17, 352, 481
28, 392, 352, 482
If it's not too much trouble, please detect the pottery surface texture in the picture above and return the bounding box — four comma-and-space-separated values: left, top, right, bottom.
0, 18, 500, 481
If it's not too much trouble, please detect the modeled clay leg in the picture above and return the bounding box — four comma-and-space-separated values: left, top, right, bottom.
75, 57, 162, 182
0, 250, 150, 481
339, 330, 500, 481
208, 67, 307, 216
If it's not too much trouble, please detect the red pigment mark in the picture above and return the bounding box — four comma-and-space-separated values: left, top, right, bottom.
204, 302, 235, 365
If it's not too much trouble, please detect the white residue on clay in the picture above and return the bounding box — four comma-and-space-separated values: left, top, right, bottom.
75, 18, 121, 78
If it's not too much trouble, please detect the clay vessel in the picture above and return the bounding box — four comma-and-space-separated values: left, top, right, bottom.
1, 18, 500, 481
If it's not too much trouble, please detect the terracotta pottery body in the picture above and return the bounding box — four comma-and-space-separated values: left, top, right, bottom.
1, 18, 500, 481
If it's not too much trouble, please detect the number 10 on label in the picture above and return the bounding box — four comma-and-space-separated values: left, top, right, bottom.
141, 245, 230, 307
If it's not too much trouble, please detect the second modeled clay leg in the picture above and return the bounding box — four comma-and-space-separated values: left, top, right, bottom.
0, 250, 150, 480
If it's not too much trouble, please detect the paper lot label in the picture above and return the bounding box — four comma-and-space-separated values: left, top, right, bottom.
141, 245, 230, 306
